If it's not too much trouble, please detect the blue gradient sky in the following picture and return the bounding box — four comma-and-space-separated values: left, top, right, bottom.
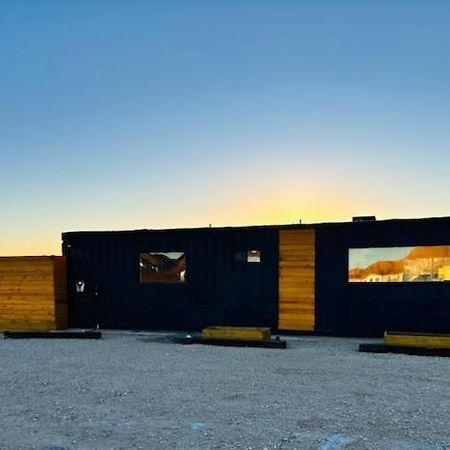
1, 1, 450, 255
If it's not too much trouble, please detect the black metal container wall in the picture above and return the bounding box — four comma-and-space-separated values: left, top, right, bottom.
315, 217, 450, 336
62, 227, 279, 330
63, 216, 450, 336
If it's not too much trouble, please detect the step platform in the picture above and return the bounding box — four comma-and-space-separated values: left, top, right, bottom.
202, 326, 271, 341
360, 331, 450, 357
384, 331, 450, 349
3, 330, 102, 339
181, 326, 286, 348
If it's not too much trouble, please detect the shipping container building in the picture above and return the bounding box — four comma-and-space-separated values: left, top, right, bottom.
62, 216, 450, 337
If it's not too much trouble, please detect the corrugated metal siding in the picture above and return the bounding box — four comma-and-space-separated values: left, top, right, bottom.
315, 217, 450, 336
63, 227, 279, 330
64, 216, 450, 336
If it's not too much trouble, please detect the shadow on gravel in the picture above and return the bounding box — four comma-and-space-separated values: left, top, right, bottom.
137, 333, 200, 344
41, 447, 72, 450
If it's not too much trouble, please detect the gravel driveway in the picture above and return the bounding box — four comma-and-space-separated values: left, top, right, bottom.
1, 332, 450, 450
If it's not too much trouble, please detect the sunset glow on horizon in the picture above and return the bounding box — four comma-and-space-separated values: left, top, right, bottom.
1, 1, 450, 256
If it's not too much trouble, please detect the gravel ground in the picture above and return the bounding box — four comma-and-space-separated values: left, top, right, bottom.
1, 332, 450, 450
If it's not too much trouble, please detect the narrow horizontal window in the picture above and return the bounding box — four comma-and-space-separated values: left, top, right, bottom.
349, 245, 450, 283
140, 252, 186, 283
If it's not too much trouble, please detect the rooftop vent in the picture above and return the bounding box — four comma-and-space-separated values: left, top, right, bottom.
352, 215, 377, 222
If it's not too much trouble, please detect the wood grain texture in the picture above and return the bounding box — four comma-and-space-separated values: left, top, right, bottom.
202, 326, 271, 341
52, 256, 68, 329
278, 229, 315, 331
384, 331, 450, 349
0, 256, 68, 331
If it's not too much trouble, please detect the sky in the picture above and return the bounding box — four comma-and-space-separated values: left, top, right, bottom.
1, 1, 450, 255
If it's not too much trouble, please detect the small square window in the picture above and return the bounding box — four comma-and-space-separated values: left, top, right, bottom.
247, 250, 261, 263
235, 250, 262, 263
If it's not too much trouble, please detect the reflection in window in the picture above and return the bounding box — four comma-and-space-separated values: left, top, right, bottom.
140, 252, 186, 283
349, 245, 450, 282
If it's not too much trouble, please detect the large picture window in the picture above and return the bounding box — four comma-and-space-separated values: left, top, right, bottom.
140, 252, 186, 283
349, 246, 450, 282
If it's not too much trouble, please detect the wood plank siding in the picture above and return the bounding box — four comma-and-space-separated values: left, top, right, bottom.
0, 256, 68, 331
278, 229, 315, 331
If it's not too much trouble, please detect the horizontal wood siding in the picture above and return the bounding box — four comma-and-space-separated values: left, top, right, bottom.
0, 257, 67, 331
53, 256, 68, 329
278, 229, 315, 331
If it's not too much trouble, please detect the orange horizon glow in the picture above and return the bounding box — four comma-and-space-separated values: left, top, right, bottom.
0, 210, 437, 257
